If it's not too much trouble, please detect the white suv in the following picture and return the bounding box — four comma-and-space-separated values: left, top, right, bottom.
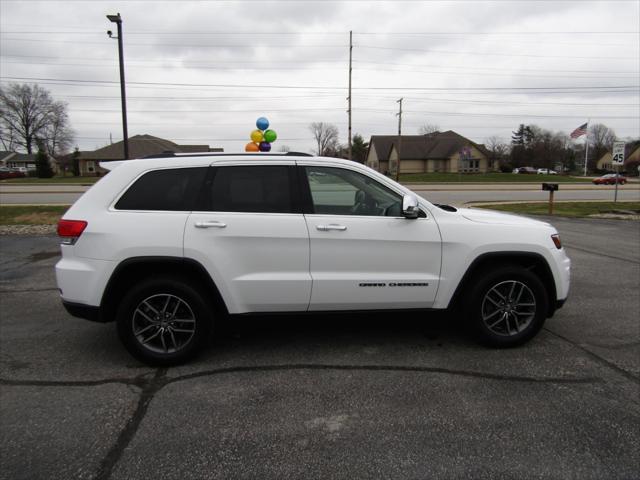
56, 153, 571, 365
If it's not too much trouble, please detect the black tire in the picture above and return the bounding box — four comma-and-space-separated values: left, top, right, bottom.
116, 276, 213, 366
465, 265, 548, 348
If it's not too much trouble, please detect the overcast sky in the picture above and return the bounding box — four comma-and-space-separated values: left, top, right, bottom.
1, 0, 638, 154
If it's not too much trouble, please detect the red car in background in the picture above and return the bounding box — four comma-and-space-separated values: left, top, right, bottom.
592, 174, 627, 185
0, 168, 26, 180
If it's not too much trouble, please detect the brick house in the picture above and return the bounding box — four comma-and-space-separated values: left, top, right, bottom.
71, 134, 222, 176
366, 130, 494, 175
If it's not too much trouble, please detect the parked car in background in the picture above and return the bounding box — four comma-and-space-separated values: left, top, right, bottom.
513, 167, 537, 174
592, 174, 627, 185
537, 168, 558, 175
0, 168, 26, 180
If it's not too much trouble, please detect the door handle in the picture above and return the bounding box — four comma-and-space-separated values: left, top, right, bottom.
316, 224, 347, 231
195, 221, 227, 229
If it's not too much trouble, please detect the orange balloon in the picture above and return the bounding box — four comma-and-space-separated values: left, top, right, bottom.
245, 142, 259, 152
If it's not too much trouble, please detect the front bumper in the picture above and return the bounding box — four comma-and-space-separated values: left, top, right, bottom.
62, 300, 104, 323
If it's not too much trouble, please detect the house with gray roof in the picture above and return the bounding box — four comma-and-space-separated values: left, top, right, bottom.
0, 151, 59, 173
72, 134, 221, 176
366, 130, 494, 175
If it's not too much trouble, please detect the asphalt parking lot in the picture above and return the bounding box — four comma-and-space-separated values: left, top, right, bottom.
1, 216, 639, 480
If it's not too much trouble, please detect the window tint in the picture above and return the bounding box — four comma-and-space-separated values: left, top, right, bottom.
115, 167, 207, 211
206, 166, 293, 213
305, 166, 402, 216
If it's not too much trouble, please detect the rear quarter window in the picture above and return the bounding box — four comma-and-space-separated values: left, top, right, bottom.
204, 165, 294, 213
115, 167, 207, 211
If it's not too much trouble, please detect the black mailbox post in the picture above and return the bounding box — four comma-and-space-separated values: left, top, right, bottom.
542, 183, 559, 214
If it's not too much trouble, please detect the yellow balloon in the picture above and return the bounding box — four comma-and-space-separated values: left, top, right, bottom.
250, 129, 264, 143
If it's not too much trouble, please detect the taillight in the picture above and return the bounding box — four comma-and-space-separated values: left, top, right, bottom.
57, 219, 87, 245
551, 234, 562, 250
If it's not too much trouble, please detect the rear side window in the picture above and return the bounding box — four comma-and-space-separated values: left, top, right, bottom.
205, 165, 293, 213
115, 167, 207, 211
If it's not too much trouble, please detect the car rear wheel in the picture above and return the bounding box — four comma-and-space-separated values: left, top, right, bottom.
116, 276, 213, 365
466, 266, 548, 347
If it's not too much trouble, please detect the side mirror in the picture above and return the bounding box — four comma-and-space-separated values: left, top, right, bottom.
402, 194, 419, 219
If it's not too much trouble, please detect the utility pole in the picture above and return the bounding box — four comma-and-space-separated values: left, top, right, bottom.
347, 30, 353, 161
395, 98, 403, 182
107, 13, 129, 160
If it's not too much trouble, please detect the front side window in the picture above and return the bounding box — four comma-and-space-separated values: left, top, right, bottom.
205, 165, 293, 213
115, 167, 207, 211
305, 166, 402, 216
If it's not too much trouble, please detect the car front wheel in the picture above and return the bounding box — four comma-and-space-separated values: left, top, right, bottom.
466, 266, 548, 347
116, 276, 213, 365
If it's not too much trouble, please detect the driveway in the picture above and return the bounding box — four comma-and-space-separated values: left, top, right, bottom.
0, 217, 638, 479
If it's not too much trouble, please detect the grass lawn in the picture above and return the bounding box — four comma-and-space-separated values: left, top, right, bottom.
400, 172, 592, 183
475, 201, 640, 218
0, 205, 70, 225
0, 176, 99, 184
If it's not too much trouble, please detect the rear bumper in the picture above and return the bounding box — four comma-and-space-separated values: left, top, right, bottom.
62, 300, 105, 323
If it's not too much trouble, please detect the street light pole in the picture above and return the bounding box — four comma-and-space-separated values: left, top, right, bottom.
107, 13, 129, 160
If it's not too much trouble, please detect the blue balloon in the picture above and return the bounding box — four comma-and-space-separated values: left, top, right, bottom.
256, 117, 269, 131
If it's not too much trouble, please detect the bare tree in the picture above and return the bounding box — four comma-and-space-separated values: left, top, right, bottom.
309, 122, 339, 156
589, 123, 616, 160
485, 135, 509, 159
44, 102, 75, 156
0, 124, 18, 151
278, 144, 290, 153
418, 123, 440, 135
0, 83, 74, 155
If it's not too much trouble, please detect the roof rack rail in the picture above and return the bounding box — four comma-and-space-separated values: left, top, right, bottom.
140, 151, 313, 159
142, 152, 176, 159
285, 151, 312, 156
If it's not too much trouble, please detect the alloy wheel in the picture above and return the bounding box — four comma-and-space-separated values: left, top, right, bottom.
131, 293, 196, 354
481, 280, 536, 337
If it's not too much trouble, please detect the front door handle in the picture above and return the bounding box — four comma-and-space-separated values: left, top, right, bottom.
316, 224, 347, 232
195, 221, 227, 229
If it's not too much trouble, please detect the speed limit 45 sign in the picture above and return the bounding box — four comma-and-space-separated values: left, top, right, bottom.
612, 141, 625, 166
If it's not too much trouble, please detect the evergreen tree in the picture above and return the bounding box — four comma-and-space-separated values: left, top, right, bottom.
72, 147, 81, 176
351, 134, 369, 163
35, 148, 54, 178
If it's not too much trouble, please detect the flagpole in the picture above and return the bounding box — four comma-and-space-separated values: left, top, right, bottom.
583, 119, 590, 176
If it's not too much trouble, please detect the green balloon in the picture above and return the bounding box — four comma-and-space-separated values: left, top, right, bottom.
264, 129, 277, 143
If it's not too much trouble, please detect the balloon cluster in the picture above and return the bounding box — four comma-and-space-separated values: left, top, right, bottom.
245, 117, 277, 152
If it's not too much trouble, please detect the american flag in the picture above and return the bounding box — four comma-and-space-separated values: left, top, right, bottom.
570, 122, 588, 139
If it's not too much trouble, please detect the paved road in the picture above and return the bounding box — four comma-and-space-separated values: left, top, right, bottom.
407, 183, 640, 205
1, 182, 639, 205
0, 218, 639, 479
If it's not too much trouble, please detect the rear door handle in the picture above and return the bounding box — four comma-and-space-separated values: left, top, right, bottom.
316, 224, 347, 231
195, 221, 227, 229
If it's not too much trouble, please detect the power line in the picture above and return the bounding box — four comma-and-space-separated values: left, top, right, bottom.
3, 38, 637, 61
1, 37, 348, 48
353, 60, 637, 75
356, 44, 636, 60
2, 30, 639, 35
54, 93, 640, 107
3, 76, 637, 92
3, 53, 635, 75
65, 107, 638, 119
1, 30, 634, 47
4, 59, 636, 80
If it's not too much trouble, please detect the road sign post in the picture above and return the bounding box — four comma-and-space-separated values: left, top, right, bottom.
612, 141, 625, 203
